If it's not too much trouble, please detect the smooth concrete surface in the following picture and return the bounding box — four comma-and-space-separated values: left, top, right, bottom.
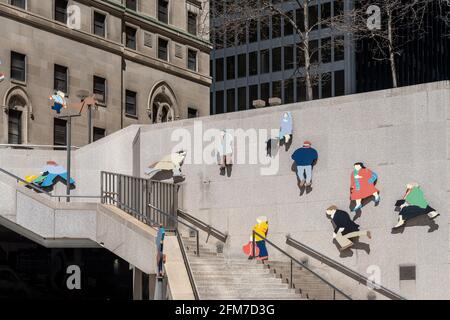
164, 235, 196, 300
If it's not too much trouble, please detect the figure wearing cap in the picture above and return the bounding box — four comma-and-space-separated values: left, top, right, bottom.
291, 141, 319, 188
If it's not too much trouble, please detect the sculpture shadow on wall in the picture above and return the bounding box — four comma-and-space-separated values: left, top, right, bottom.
220, 165, 233, 178
266, 138, 278, 158
391, 214, 439, 234
151, 170, 186, 184
333, 238, 371, 258
279, 136, 293, 152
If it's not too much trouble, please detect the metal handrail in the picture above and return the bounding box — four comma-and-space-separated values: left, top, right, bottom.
149, 204, 200, 257
177, 208, 228, 243
0, 168, 102, 202
252, 231, 352, 300
176, 232, 200, 300
285, 235, 406, 300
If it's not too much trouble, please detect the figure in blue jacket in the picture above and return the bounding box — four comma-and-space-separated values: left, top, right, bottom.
291, 141, 318, 188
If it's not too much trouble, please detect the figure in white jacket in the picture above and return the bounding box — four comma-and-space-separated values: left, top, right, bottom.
217, 130, 233, 169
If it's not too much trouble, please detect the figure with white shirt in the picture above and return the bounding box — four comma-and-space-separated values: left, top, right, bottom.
326, 205, 372, 251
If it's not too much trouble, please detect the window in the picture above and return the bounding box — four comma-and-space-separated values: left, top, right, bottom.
334, 70, 345, 96
310, 39, 319, 64
93, 76, 106, 103
158, 38, 169, 61
249, 20, 258, 43
272, 14, 281, 39
215, 58, 224, 82
260, 49, 270, 74
283, 11, 294, 36
309, 5, 318, 30
334, 36, 345, 61
93, 12, 106, 38
322, 73, 332, 98
249, 51, 258, 76
215, 90, 224, 114
188, 107, 198, 118
296, 8, 305, 33
272, 81, 282, 100
54, 0, 68, 23
237, 54, 246, 78
8, 110, 22, 144
272, 47, 282, 72
93, 127, 106, 142
237, 22, 247, 45
261, 83, 270, 104
10, 0, 26, 9
249, 85, 258, 109
54, 118, 67, 146
125, 26, 137, 50
187, 11, 197, 35
284, 45, 294, 70
226, 89, 235, 113
158, 0, 169, 24
260, 16, 270, 41
188, 49, 197, 71
125, 90, 137, 116
54, 64, 68, 93
321, 2, 331, 29
126, 0, 137, 11
226, 56, 235, 80
321, 37, 332, 63
11, 51, 26, 82
238, 87, 246, 111
334, 0, 344, 17
226, 28, 235, 47
284, 79, 294, 104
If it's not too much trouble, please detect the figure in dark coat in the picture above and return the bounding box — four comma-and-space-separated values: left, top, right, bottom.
326, 206, 372, 251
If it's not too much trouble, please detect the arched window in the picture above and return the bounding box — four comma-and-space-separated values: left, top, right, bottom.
3, 86, 32, 144
148, 82, 179, 124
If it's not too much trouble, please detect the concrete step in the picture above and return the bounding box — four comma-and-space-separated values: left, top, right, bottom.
197, 286, 296, 294
190, 265, 266, 271
200, 294, 303, 300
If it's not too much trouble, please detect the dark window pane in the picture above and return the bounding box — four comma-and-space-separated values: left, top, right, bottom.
334, 0, 344, 17
237, 54, 246, 78
8, 110, 22, 144
334, 36, 345, 61
284, 79, 294, 104
237, 87, 246, 111
272, 14, 281, 39
310, 39, 319, 64
237, 22, 247, 45
215, 58, 224, 81
321, 2, 331, 29
158, 0, 168, 23
54, 64, 68, 93
284, 45, 294, 70
226, 28, 236, 47
249, 84, 258, 109
322, 72, 332, 98
296, 78, 306, 102
226, 56, 235, 80
158, 38, 168, 61
260, 49, 270, 74
272, 47, 282, 72
249, 19, 258, 43
93, 76, 106, 103
94, 12, 106, 38
260, 16, 270, 40
93, 127, 106, 142
215, 90, 224, 114
226, 88, 235, 113
126, 0, 137, 11
188, 11, 197, 35
55, 0, 68, 23
283, 11, 294, 36
11, 0, 26, 9
309, 5, 318, 30
11, 51, 26, 82
297, 45, 305, 68
322, 37, 332, 63
126, 26, 137, 50
261, 82, 270, 104
296, 8, 305, 32
272, 81, 282, 100
334, 70, 345, 96
249, 51, 258, 76
53, 118, 67, 146
125, 90, 137, 116
188, 49, 197, 71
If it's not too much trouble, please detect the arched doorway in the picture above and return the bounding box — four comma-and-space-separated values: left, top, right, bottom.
3, 86, 32, 144
148, 82, 179, 124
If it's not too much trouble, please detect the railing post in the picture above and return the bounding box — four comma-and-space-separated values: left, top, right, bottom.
100, 171, 104, 204
290, 259, 293, 289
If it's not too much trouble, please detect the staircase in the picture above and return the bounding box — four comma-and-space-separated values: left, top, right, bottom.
182, 236, 303, 300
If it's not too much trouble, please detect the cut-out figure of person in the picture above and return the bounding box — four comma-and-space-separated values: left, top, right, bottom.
291, 141, 318, 188
156, 225, 166, 277
279, 112, 293, 145
350, 162, 380, 212
145, 150, 187, 182
326, 205, 372, 251
393, 182, 440, 229
49, 91, 67, 114
217, 129, 233, 170
252, 216, 269, 261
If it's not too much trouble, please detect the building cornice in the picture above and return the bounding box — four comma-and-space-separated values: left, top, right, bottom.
0, 3, 212, 87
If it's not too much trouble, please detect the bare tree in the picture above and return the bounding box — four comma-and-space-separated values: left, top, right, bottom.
331, 0, 431, 88
206, 0, 341, 102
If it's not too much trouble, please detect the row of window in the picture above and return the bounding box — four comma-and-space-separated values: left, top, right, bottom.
212, 70, 345, 114
213, 38, 344, 82
213, 0, 344, 49
10, 51, 139, 117
9, 0, 199, 72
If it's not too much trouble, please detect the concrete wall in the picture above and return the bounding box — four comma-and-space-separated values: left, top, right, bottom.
134, 81, 450, 299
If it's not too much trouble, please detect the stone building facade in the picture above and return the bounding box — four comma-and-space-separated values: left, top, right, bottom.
0, 0, 211, 146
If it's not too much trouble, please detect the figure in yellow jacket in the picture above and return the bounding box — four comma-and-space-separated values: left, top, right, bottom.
252, 216, 269, 261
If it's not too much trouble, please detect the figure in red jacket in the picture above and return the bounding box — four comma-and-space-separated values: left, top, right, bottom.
350, 162, 380, 212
